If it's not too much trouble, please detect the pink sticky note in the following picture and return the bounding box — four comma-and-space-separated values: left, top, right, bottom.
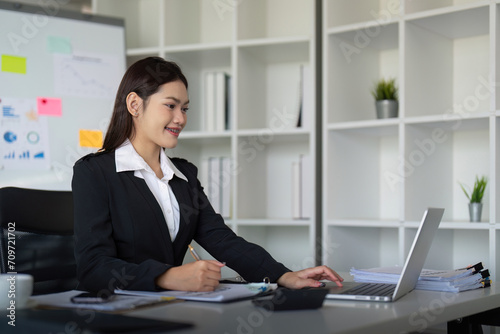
37, 97, 62, 117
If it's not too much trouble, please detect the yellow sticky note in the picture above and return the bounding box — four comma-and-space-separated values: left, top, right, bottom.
1, 55, 27, 74
79, 130, 103, 148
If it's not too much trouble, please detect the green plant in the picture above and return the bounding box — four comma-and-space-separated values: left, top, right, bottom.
460, 175, 488, 203
371, 78, 398, 101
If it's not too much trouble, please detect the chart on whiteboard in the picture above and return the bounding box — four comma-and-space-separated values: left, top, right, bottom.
0, 97, 50, 170
53, 53, 122, 99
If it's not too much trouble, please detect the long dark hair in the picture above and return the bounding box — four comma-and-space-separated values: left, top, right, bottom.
102, 57, 188, 152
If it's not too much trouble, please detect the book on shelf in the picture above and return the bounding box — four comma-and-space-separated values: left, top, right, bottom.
203, 71, 231, 132
350, 262, 491, 293
201, 156, 232, 218
296, 64, 312, 130
291, 154, 312, 219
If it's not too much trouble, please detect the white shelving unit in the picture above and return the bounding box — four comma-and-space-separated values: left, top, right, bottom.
92, 0, 317, 274
323, 0, 499, 280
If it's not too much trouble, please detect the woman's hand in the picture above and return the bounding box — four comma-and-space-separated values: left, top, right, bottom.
276, 265, 344, 289
155, 260, 225, 292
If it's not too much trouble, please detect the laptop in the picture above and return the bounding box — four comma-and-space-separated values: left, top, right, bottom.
325, 207, 444, 302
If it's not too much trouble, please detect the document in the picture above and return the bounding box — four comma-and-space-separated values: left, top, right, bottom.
31, 290, 174, 312
115, 283, 276, 303
350, 263, 490, 293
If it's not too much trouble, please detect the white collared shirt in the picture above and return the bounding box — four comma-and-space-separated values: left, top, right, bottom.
115, 139, 188, 241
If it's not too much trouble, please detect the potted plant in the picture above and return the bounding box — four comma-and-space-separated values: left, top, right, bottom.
371, 78, 398, 119
460, 175, 488, 222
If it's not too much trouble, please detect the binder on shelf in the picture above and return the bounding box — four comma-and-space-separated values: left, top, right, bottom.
292, 160, 301, 219
291, 154, 312, 219
202, 156, 232, 218
204, 72, 215, 132
296, 64, 312, 130
208, 157, 221, 215
203, 71, 231, 132
300, 154, 312, 219
220, 157, 231, 218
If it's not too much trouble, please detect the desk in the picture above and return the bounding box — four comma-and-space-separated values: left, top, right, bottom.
124, 283, 500, 334
10, 283, 500, 334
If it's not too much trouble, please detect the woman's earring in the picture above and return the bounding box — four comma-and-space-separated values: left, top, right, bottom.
134, 112, 138, 116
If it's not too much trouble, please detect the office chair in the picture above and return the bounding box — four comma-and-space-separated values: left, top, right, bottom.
0, 187, 77, 295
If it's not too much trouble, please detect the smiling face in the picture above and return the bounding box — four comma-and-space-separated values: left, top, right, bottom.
128, 80, 189, 151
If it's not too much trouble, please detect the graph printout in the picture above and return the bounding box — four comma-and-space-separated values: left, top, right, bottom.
53, 53, 121, 99
0, 97, 50, 170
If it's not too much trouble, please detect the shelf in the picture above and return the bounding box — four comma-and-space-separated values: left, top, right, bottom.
163, 42, 232, 54
404, 0, 489, 17
496, 117, 500, 225
236, 128, 310, 138
126, 53, 162, 68
325, 219, 401, 228
404, 121, 490, 222
163, 0, 232, 46
404, 221, 492, 229
497, 230, 500, 278
325, 225, 400, 272
325, 127, 400, 221
405, 5, 489, 39
405, 6, 490, 118
92, 0, 499, 278
237, 39, 310, 63
438, 222, 492, 229
236, 225, 314, 271
126, 47, 162, 56
325, 0, 401, 29
496, 4, 500, 110
164, 48, 232, 133
327, 121, 399, 135
168, 136, 231, 169
94, 0, 161, 49
235, 219, 312, 227
404, 227, 490, 270
179, 131, 232, 140
404, 113, 491, 128
237, 42, 310, 130
237, 0, 313, 40
325, 22, 399, 123
236, 135, 310, 220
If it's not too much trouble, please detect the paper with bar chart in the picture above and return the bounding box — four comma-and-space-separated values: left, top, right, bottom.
0, 97, 50, 170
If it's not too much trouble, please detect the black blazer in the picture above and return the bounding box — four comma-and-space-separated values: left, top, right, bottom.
72, 151, 289, 292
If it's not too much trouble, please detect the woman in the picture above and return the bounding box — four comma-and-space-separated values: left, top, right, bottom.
72, 57, 343, 293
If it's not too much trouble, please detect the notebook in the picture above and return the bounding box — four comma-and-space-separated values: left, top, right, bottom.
325, 207, 444, 302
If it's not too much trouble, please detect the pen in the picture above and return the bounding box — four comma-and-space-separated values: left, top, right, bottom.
188, 244, 201, 261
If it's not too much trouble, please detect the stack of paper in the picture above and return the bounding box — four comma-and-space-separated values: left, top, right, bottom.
350, 262, 490, 293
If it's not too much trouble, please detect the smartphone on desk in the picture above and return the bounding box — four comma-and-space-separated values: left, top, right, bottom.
71, 292, 115, 304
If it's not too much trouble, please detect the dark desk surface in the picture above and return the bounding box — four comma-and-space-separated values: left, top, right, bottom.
7, 283, 500, 334
127, 283, 500, 334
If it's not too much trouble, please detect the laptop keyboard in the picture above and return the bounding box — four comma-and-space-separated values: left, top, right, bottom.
343, 283, 396, 296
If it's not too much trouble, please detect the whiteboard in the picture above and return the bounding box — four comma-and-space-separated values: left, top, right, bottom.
0, 1, 125, 190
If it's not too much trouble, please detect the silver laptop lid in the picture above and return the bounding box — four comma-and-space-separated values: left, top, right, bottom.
392, 208, 444, 301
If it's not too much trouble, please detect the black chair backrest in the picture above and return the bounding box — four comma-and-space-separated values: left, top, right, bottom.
0, 187, 77, 295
